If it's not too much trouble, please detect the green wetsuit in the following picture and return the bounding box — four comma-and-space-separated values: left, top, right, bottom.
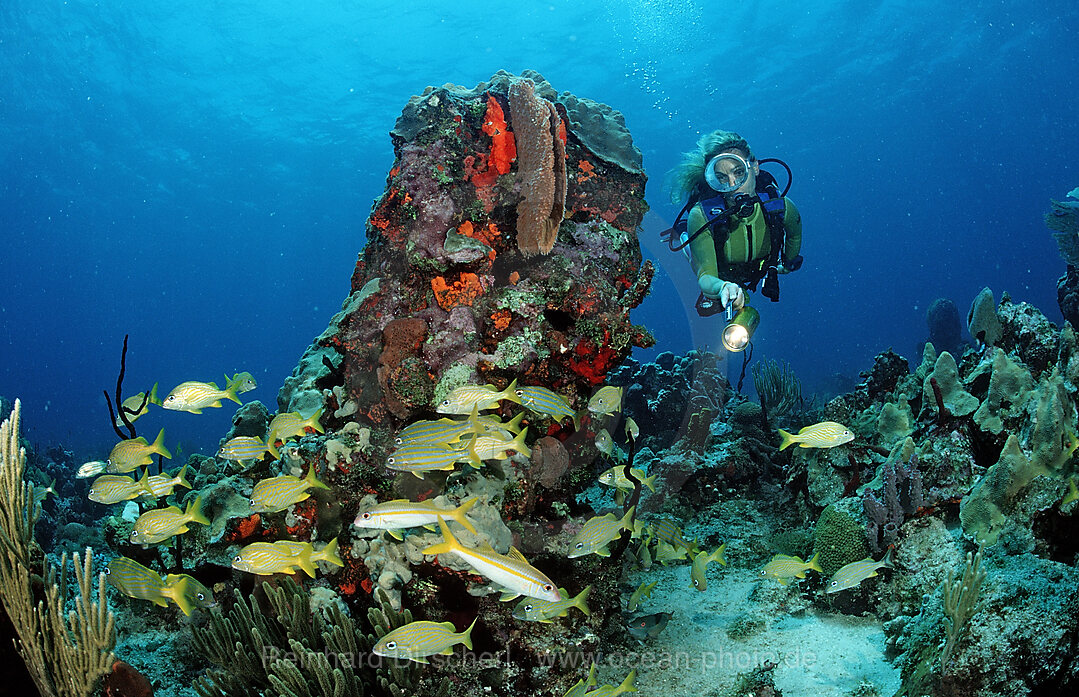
687, 197, 802, 287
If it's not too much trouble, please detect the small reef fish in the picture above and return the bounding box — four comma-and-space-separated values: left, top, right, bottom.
76, 460, 109, 479
271, 539, 344, 570
649, 519, 698, 555
1063, 477, 1079, 506
105, 557, 167, 606
353, 498, 478, 539
568, 506, 635, 558
114, 383, 159, 427
107, 429, 172, 473
386, 443, 461, 478
422, 517, 561, 602
219, 435, 278, 464
89, 471, 155, 504
587, 385, 623, 416
598, 465, 656, 492
512, 586, 591, 622
653, 541, 689, 565
161, 573, 217, 616
626, 612, 672, 641
626, 580, 658, 613
32, 478, 56, 506
760, 552, 823, 585
581, 668, 638, 697
464, 429, 532, 467
394, 418, 476, 447
130, 496, 209, 545
594, 429, 615, 456
162, 381, 242, 414
827, 549, 894, 594
515, 386, 580, 429
144, 465, 192, 498
372, 618, 476, 664
224, 371, 258, 394
436, 378, 521, 414
268, 408, 325, 443
562, 663, 598, 697
778, 421, 854, 450
690, 544, 728, 591
632, 540, 653, 569
232, 541, 316, 577
624, 417, 639, 440
249, 468, 329, 513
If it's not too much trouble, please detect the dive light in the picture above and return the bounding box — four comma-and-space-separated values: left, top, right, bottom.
722, 306, 760, 352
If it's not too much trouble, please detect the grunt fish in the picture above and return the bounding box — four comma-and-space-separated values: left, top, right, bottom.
512, 586, 591, 622
107, 429, 172, 473
130, 495, 209, 545
689, 543, 727, 591
89, 470, 155, 505
372, 618, 476, 664
162, 381, 242, 414
587, 385, 623, 416
778, 421, 854, 450
760, 552, 823, 585
436, 378, 521, 415
826, 548, 893, 593
568, 507, 635, 558
249, 467, 328, 513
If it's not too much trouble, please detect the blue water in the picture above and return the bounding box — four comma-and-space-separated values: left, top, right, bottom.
2, 1, 1077, 458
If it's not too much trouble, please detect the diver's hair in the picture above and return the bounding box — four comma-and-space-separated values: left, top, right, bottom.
665, 130, 755, 204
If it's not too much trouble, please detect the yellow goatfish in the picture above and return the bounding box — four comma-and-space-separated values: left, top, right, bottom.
422, 517, 561, 602
827, 549, 894, 593
248, 468, 329, 513
162, 381, 242, 414
372, 618, 476, 664
114, 383, 160, 427
436, 378, 521, 414
353, 498, 478, 539
130, 495, 209, 545
760, 552, 823, 585
107, 429, 172, 473
778, 421, 854, 450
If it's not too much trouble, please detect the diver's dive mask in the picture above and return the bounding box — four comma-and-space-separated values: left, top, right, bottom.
705, 152, 753, 193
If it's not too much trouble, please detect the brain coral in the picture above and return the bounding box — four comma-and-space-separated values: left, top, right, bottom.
813, 504, 870, 576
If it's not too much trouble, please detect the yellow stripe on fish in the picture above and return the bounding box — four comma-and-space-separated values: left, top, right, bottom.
372, 618, 476, 664
394, 418, 476, 447
224, 371, 258, 394
353, 497, 478, 539
248, 467, 328, 513
219, 436, 277, 463
512, 586, 591, 622
827, 548, 894, 593
232, 541, 315, 577
778, 421, 854, 450
587, 385, 623, 416
385, 444, 461, 478
107, 428, 172, 473
760, 551, 823, 585
436, 378, 521, 414
162, 380, 242, 414
515, 386, 580, 429
161, 573, 216, 616
114, 383, 159, 427
598, 466, 656, 492
268, 408, 325, 443
89, 470, 155, 504
130, 495, 210, 545
271, 538, 344, 569
568, 507, 635, 558
422, 517, 561, 602
105, 557, 167, 606
144, 465, 192, 499
463, 429, 531, 468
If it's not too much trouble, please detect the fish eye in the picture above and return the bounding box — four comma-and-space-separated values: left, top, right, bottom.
524, 604, 533, 612
693, 579, 700, 587
387, 456, 396, 465
574, 542, 584, 549
386, 641, 397, 650
197, 592, 206, 600
394, 437, 403, 445
104, 568, 111, 575
249, 500, 256, 507
543, 584, 553, 592
233, 555, 242, 562
830, 581, 838, 587
362, 513, 371, 520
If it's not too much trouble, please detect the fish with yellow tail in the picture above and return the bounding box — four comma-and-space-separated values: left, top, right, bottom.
385, 443, 462, 478
248, 467, 329, 513
626, 580, 658, 613
760, 551, 823, 585
515, 385, 580, 429
587, 385, 623, 416
162, 380, 242, 414
581, 668, 638, 696
689, 543, 727, 591
598, 465, 656, 493
568, 507, 636, 558
512, 586, 591, 622
1063, 477, 1079, 506
372, 618, 476, 664
114, 383, 160, 427
161, 574, 217, 615
130, 495, 210, 545
353, 497, 478, 539
436, 378, 522, 414
89, 470, 156, 504
268, 408, 325, 443
232, 541, 316, 577
219, 435, 278, 465
143, 465, 192, 499
827, 548, 894, 593
224, 371, 258, 394
105, 557, 168, 607
563, 663, 599, 697
107, 429, 172, 473
422, 517, 561, 602
778, 421, 854, 450
271, 539, 344, 570
463, 428, 531, 468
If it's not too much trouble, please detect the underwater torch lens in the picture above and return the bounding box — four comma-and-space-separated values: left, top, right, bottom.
722, 323, 749, 352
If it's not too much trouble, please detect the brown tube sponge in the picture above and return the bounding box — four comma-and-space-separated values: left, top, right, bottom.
508, 78, 566, 256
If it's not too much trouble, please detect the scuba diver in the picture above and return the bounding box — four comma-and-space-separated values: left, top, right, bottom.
662, 130, 803, 353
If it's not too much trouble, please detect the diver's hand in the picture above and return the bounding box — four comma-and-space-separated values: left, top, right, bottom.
719, 282, 745, 311
698, 275, 725, 300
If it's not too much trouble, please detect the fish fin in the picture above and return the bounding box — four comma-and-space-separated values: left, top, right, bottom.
321, 537, 343, 567
185, 495, 210, 526
594, 547, 611, 557
152, 429, 173, 459
410, 470, 426, 479
503, 410, 525, 434
148, 382, 161, 406
499, 592, 520, 602
305, 407, 326, 434
620, 505, 637, 531
881, 547, 895, 568
644, 474, 657, 492
460, 616, 477, 650
712, 542, 728, 566
501, 377, 521, 404
575, 585, 592, 616
421, 517, 459, 556
777, 429, 795, 451
777, 577, 789, 586
175, 464, 191, 490
189, 407, 204, 414
268, 440, 280, 460
452, 497, 479, 534
304, 466, 330, 491
297, 549, 317, 578
224, 381, 242, 405
806, 551, 824, 574
509, 427, 531, 457
165, 576, 194, 616
387, 529, 405, 540
136, 469, 156, 497
507, 547, 528, 563
613, 668, 638, 695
